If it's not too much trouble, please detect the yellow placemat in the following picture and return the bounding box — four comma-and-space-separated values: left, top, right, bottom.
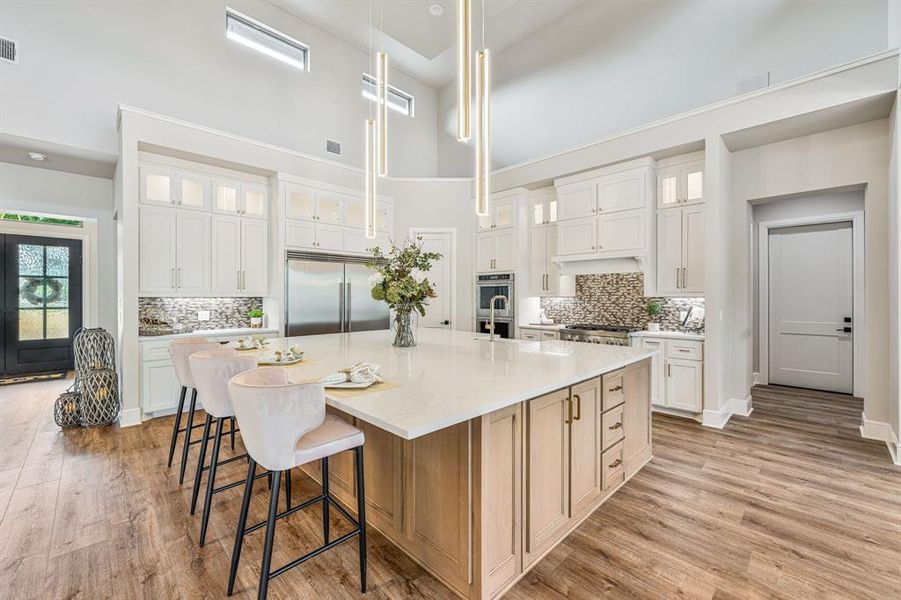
293, 378, 400, 398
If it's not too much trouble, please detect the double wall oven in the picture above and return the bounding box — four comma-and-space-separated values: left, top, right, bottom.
475, 273, 514, 339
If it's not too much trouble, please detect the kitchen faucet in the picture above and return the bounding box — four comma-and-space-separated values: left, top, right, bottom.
488, 295, 508, 342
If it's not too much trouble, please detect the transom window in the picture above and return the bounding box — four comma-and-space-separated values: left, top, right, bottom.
226, 7, 309, 71
362, 74, 415, 117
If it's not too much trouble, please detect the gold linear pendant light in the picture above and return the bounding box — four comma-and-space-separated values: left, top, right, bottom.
457, 0, 472, 141
376, 51, 389, 177
365, 118, 377, 239
475, 48, 490, 217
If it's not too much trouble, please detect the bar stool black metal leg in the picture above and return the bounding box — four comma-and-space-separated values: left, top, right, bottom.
230, 416, 236, 450
258, 470, 282, 600
199, 417, 225, 546
228, 459, 257, 597
354, 447, 367, 593
178, 388, 198, 484
321, 456, 330, 544
167, 386, 187, 468
285, 468, 292, 510
190, 414, 213, 515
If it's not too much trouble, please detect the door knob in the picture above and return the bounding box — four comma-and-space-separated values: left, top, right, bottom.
836, 327, 852, 333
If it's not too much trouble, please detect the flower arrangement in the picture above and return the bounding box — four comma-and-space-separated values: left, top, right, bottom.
368, 238, 442, 346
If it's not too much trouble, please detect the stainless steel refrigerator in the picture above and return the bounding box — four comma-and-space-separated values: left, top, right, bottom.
286, 252, 389, 336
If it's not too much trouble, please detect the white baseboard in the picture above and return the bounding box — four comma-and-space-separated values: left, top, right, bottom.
730, 395, 753, 417
119, 408, 142, 428
859, 413, 901, 465
702, 406, 731, 429
652, 405, 702, 422
752, 371, 762, 385
888, 442, 900, 466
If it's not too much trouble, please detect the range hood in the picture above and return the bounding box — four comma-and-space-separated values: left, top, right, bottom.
551, 251, 647, 276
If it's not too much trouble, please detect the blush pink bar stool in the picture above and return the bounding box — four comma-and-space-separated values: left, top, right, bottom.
227, 367, 367, 600
189, 348, 263, 546
167, 338, 222, 484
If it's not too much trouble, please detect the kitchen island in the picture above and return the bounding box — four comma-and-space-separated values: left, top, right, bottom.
269, 329, 655, 600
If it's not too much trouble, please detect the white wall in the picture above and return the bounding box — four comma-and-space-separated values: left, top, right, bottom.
437, 0, 889, 176
750, 190, 865, 373
0, 162, 117, 335
731, 120, 890, 427
0, 0, 438, 177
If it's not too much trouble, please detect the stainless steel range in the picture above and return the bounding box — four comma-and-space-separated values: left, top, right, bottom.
559, 324, 641, 346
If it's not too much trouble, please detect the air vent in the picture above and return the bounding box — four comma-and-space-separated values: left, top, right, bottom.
0, 37, 18, 64
326, 139, 342, 156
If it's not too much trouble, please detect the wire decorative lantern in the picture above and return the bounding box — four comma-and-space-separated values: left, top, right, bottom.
53, 391, 82, 428
80, 368, 120, 427
73, 328, 116, 384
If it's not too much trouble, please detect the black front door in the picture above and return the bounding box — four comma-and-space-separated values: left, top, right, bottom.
2, 234, 83, 375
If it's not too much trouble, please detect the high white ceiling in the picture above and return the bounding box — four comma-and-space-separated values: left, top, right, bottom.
272, 0, 586, 87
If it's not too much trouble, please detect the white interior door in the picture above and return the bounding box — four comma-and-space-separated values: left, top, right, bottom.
411, 230, 453, 329
768, 222, 853, 393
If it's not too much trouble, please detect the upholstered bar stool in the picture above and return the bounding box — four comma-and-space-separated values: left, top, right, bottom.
168, 338, 223, 484
227, 367, 367, 600
188, 348, 263, 546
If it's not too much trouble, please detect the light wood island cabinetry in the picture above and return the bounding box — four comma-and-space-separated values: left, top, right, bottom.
316, 357, 652, 600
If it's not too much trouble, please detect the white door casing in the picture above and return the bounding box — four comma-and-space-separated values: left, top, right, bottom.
768, 222, 853, 394
410, 228, 455, 329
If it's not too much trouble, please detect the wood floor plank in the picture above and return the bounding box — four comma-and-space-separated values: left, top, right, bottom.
1, 380, 899, 599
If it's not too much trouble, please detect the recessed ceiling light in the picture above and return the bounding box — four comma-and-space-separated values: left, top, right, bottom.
28, 152, 46, 161
429, 4, 444, 17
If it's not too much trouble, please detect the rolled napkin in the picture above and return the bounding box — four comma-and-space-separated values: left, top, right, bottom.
320, 363, 383, 386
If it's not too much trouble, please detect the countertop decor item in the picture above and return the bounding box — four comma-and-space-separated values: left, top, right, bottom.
646, 300, 662, 332
247, 308, 264, 328
367, 238, 442, 348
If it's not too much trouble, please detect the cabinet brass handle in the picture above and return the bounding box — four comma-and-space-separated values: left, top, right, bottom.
682, 267, 687, 288
573, 394, 582, 421
677, 348, 690, 353
609, 385, 623, 393
177, 267, 182, 288
608, 422, 623, 430
609, 458, 623, 468
676, 267, 681, 289
565, 397, 573, 425
668, 363, 672, 377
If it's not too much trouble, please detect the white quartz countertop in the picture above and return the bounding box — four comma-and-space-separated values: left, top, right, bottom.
262, 329, 656, 440
138, 327, 279, 342
518, 323, 565, 330
630, 330, 705, 341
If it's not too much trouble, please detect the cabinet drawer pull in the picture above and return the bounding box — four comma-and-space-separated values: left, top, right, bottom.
608, 422, 623, 430
573, 394, 582, 421
609, 458, 623, 469
677, 348, 690, 353
608, 385, 623, 393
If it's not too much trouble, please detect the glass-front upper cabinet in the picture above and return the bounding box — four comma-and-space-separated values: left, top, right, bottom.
528, 191, 558, 227
656, 166, 681, 209
683, 161, 704, 205
241, 184, 268, 219
174, 172, 211, 211
140, 166, 175, 206
657, 157, 704, 209
213, 180, 241, 215
285, 184, 316, 221
213, 180, 268, 218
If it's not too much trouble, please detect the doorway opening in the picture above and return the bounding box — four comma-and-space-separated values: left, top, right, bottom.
1, 234, 83, 376
408, 228, 456, 330
756, 200, 864, 397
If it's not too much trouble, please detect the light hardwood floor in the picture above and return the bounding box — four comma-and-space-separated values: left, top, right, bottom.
1, 380, 899, 599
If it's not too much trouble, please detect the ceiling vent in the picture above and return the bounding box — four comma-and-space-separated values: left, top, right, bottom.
0, 37, 18, 64
326, 139, 342, 156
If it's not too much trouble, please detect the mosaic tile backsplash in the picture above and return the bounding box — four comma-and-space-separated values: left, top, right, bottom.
540, 273, 705, 331
138, 297, 263, 335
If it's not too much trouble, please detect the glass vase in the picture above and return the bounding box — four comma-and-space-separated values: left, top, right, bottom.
392, 304, 418, 348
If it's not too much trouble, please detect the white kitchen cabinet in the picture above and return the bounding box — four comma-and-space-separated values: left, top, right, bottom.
476, 229, 515, 273
556, 181, 596, 221
140, 166, 175, 207
557, 216, 597, 256
529, 191, 558, 227
284, 183, 345, 224
656, 157, 704, 209
666, 358, 703, 412
519, 327, 561, 341
478, 196, 516, 231
635, 335, 704, 414
529, 227, 573, 296
213, 179, 269, 219
596, 210, 646, 253
211, 214, 268, 295
316, 223, 344, 252
345, 198, 392, 235
285, 219, 342, 252
344, 228, 389, 255
174, 171, 212, 211
241, 219, 268, 294
656, 205, 704, 295
640, 338, 665, 407
175, 211, 210, 293
139, 205, 177, 293
597, 168, 646, 213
